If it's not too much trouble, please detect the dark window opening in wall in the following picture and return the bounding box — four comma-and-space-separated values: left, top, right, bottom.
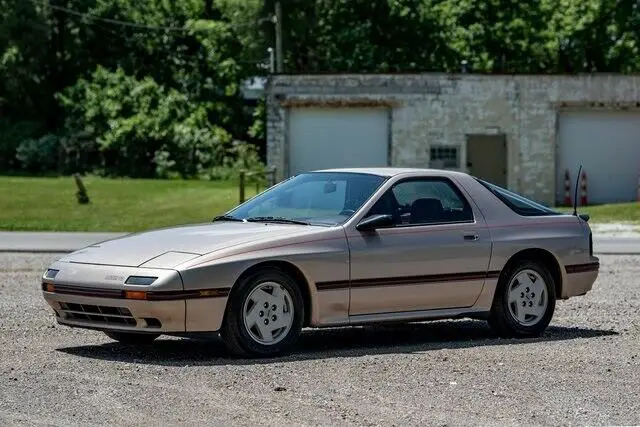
429, 146, 460, 170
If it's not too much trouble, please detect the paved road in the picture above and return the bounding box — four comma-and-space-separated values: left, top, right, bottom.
594, 236, 640, 255
0, 232, 125, 253
1, 253, 639, 426
1, 231, 638, 254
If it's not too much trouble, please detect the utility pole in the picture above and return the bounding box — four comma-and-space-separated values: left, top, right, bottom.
274, 1, 284, 73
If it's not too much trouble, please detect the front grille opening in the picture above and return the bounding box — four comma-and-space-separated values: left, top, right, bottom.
59, 302, 135, 326
144, 318, 162, 328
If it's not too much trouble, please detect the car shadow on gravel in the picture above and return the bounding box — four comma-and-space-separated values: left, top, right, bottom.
56, 320, 618, 365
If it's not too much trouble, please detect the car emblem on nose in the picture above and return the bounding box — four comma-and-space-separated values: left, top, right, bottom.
104, 275, 125, 281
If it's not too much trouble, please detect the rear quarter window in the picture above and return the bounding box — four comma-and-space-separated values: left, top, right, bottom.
476, 179, 561, 217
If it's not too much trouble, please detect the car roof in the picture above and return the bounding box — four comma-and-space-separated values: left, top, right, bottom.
312, 167, 470, 178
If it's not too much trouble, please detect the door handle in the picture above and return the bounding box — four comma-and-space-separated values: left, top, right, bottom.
463, 233, 479, 241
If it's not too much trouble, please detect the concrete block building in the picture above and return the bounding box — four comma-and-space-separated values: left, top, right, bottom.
265, 73, 640, 206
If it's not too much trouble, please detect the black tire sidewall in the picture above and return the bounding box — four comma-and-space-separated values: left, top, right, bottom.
223, 267, 304, 357
493, 261, 556, 337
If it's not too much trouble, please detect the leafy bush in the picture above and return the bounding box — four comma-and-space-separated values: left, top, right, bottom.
0, 118, 43, 171
15, 133, 60, 172
226, 139, 265, 172
248, 97, 266, 142
56, 66, 235, 178
204, 140, 266, 182
57, 131, 102, 175
166, 106, 233, 178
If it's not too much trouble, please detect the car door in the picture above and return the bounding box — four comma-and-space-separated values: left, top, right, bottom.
346, 176, 492, 316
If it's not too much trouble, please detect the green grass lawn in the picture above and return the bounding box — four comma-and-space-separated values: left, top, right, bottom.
0, 176, 637, 232
555, 202, 639, 225
0, 176, 260, 232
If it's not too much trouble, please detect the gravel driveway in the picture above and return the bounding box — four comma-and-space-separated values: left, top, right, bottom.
1, 253, 638, 426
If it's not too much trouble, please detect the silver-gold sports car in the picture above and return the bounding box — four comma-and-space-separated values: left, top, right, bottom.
42, 168, 599, 357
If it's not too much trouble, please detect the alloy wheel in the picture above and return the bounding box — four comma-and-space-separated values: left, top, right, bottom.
242, 281, 294, 345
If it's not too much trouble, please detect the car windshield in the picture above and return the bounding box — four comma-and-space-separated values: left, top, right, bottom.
476, 178, 561, 216
221, 172, 388, 226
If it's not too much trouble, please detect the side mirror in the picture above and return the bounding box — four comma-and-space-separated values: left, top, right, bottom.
356, 214, 394, 231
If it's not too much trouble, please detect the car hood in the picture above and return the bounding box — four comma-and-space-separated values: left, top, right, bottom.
58, 222, 313, 268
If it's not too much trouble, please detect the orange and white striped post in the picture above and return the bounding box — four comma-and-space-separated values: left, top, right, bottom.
563, 169, 572, 206
580, 170, 588, 206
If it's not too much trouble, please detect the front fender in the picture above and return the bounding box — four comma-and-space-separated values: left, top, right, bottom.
177, 227, 350, 329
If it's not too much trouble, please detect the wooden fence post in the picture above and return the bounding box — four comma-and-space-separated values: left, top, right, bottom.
73, 173, 90, 204
239, 170, 246, 204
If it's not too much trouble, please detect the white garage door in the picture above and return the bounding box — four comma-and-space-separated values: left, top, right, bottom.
556, 111, 640, 205
288, 108, 389, 176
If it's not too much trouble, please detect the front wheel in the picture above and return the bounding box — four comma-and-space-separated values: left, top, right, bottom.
104, 331, 160, 344
221, 267, 304, 358
488, 260, 556, 338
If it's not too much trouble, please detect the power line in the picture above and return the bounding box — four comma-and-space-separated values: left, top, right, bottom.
48, 4, 196, 32
46, 0, 280, 69
47, 3, 275, 67
44, 4, 271, 66
16, 15, 270, 67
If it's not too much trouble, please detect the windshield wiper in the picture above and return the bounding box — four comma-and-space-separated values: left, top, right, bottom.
212, 214, 245, 222
244, 216, 311, 225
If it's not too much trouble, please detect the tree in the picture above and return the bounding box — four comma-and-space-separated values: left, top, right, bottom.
57, 66, 233, 178
0, 0, 264, 175
2, 0, 640, 176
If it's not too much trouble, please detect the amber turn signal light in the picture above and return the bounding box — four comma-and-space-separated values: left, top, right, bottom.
45, 283, 55, 292
124, 290, 147, 300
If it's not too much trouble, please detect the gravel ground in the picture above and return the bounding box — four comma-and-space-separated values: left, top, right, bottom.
1, 253, 639, 427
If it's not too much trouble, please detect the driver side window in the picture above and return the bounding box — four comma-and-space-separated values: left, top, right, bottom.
366, 178, 474, 226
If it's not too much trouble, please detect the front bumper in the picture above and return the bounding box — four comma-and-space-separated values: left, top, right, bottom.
41, 261, 229, 333
43, 290, 186, 332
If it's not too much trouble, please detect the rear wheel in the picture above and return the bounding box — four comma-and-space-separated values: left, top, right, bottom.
221, 267, 304, 358
104, 331, 160, 344
488, 260, 556, 338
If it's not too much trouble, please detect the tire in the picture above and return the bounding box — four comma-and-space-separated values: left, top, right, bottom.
488, 260, 556, 338
220, 267, 304, 358
104, 331, 160, 344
